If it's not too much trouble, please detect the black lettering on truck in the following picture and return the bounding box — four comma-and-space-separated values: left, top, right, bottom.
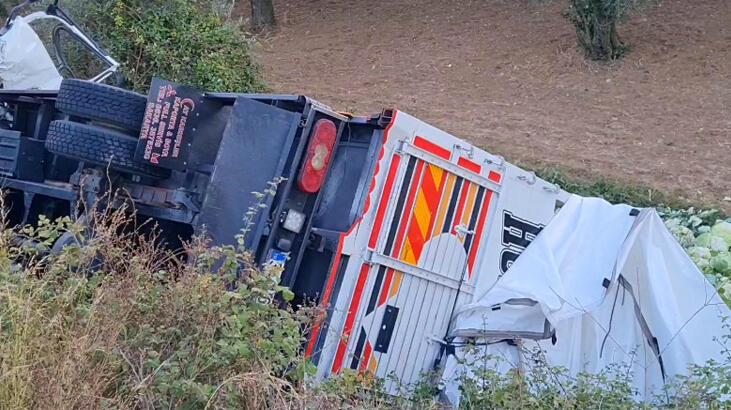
499, 211, 544, 275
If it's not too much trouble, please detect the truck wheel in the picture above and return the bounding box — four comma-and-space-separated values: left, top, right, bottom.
45, 120, 167, 178
51, 218, 86, 254
55, 79, 148, 131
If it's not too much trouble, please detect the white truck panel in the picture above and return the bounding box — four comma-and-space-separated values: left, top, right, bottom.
311, 110, 567, 393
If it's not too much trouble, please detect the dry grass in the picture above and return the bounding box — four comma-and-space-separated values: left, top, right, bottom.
0, 197, 440, 409
0, 202, 306, 409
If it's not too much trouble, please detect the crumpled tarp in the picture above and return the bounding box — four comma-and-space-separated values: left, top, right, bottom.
441, 195, 730, 404
0, 17, 62, 90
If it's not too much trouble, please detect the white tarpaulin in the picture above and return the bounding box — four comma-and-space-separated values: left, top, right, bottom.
0, 18, 62, 90
441, 195, 730, 404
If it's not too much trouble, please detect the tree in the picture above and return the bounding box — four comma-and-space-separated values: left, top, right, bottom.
567, 0, 630, 61
250, 0, 275, 31
1, 3, 11, 20
78, 0, 263, 93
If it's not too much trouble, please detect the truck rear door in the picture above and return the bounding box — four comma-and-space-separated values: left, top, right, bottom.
314, 110, 567, 393
330, 134, 504, 390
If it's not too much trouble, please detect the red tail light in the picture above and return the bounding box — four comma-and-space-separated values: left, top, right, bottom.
298, 119, 337, 193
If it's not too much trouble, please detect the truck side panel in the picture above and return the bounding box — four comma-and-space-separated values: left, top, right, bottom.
313, 111, 565, 392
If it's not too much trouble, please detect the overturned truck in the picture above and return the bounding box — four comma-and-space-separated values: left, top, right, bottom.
2, 2, 729, 402
0, 77, 568, 392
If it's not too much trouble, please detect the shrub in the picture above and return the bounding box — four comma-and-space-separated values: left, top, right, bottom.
66, 0, 264, 93
452, 344, 636, 410
0, 205, 309, 409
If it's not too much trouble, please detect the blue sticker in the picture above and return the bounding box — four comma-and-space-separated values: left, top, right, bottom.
268, 250, 289, 266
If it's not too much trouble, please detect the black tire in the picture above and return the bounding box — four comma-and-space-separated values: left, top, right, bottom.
55, 79, 147, 131
45, 120, 167, 178
51, 228, 83, 254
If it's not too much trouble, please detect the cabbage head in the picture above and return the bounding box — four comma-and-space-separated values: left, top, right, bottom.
710, 253, 731, 275
710, 221, 731, 249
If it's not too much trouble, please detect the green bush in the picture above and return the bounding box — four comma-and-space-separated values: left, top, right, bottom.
0, 207, 308, 409
455, 347, 635, 409
67, 0, 264, 93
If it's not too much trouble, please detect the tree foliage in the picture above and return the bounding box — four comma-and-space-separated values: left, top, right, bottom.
67, 0, 264, 93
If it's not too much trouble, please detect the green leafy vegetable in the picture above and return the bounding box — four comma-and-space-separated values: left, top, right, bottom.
711, 221, 731, 248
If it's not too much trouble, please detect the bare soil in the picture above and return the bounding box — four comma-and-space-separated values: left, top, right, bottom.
246, 0, 730, 211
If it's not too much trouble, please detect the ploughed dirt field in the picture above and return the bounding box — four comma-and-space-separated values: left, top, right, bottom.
246, 0, 730, 211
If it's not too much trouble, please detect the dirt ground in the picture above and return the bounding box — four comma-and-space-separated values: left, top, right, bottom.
246, 0, 730, 211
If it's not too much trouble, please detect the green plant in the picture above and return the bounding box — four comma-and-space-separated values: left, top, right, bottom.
452, 343, 637, 409
17, 214, 72, 253
657, 319, 731, 408
535, 167, 676, 208
310, 369, 445, 409
66, 0, 264, 93
659, 207, 731, 305
0, 201, 312, 409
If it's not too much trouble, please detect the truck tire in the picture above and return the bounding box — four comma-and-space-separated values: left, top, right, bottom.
55, 79, 148, 131
45, 120, 166, 178
51, 214, 87, 254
